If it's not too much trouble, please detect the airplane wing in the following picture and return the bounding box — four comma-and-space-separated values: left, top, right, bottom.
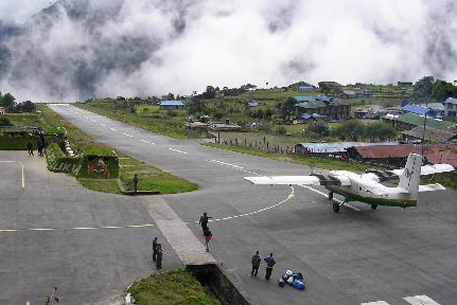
244, 174, 351, 186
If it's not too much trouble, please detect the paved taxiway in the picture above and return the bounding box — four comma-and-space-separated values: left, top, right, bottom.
2, 103, 456, 305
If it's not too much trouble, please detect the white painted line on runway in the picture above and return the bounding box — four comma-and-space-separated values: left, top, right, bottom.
90, 119, 96, 123
361, 301, 390, 305
168, 148, 188, 154
21, 162, 25, 189
100, 123, 106, 127
404, 295, 441, 305
299, 185, 360, 212
109, 128, 116, 131
0, 161, 25, 189
0, 223, 157, 234
206, 186, 295, 223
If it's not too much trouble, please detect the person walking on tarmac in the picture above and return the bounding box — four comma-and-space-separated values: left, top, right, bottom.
152, 237, 158, 262
251, 251, 261, 277
199, 212, 212, 234
27, 142, 34, 156
204, 229, 212, 252
156, 244, 163, 269
264, 253, 276, 280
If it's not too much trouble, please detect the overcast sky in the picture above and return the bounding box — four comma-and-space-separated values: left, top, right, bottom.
0, 0, 456, 101
0, 0, 51, 23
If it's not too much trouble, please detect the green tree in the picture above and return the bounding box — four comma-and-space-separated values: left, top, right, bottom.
15, 100, 36, 112
430, 80, 457, 102
307, 121, 330, 137
0, 92, 16, 112
187, 97, 207, 115
201, 86, 217, 99
275, 97, 296, 122
412, 76, 435, 101
0, 116, 12, 126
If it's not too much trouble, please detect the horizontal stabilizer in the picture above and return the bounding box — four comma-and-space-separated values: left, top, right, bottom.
418, 183, 446, 192
391, 163, 455, 177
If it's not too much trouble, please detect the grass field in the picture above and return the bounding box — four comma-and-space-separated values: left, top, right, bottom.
205, 142, 379, 172
76, 100, 189, 139
129, 269, 218, 305
4, 113, 44, 126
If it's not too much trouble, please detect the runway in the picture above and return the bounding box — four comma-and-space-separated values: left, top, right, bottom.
1, 103, 455, 305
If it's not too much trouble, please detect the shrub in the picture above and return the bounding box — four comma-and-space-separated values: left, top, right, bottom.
0, 116, 12, 126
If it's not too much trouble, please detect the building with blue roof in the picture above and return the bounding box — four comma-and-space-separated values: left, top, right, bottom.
445, 97, 457, 118
401, 103, 438, 118
159, 100, 184, 109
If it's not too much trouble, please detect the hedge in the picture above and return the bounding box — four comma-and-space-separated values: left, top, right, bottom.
46, 143, 119, 178
0, 135, 37, 150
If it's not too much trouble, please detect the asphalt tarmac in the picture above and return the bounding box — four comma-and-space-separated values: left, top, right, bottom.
1, 103, 455, 305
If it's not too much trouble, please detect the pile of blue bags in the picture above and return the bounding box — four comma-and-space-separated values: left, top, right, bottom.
278, 270, 306, 290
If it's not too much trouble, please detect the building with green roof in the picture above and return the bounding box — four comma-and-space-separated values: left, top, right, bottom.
392, 112, 457, 131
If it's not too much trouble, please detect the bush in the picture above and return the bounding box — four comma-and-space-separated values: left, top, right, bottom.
0, 116, 12, 126
274, 125, 287, 135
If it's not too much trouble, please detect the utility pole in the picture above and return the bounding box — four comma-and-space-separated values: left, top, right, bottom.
421, 100, 428, 158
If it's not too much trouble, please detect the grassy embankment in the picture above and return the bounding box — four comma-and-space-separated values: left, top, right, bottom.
76, 100, 189, 139
129, 270, 218, 305
39, 105, 198, 194
204, 142, 378, 172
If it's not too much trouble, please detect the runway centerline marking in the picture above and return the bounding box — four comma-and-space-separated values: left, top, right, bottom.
404, 295, 441, 305
0, 224, 156, 234
207, 160, 260, 176
168, 148, 188, 155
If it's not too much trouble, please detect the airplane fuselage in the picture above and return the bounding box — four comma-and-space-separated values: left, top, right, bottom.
326, 172, 417, 208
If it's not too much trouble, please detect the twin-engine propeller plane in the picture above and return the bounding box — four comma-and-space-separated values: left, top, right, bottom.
244, 153, 454, 213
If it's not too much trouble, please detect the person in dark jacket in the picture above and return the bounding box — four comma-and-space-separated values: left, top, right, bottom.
251, 251, 261, 277
133, 174, 139, 193
199, 212, 212, 234
152, 237, 158, 262
27, 142, 34, 156
264, 253, 276, 280
156, 244, 163, 269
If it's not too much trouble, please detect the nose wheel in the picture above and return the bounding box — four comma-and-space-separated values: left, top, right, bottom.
371, 204, 378, 210
333, 202, 340, 213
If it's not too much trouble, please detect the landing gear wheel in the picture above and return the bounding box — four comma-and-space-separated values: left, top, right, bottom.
329, 192, 334, 200
333, 202, 340, 213
371, 204, 378, 210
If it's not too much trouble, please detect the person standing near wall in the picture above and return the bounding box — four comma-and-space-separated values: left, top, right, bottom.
133, 174, 139, 193
156, 244, 163, 269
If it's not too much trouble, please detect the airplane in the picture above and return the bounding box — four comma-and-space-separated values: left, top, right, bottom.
244, 153, 454, 213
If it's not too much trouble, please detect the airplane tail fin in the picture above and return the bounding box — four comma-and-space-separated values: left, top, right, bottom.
399, 153, 422, 199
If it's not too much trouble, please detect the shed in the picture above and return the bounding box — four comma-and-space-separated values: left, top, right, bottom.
247, 102, 259, 108
159, 100, 184, 109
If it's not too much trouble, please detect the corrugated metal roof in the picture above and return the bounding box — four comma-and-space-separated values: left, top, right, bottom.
160, 100, 184, 106
247, 102, 259, 107
398, 113, 456, 130
352, 144, 457, 167
402, 103, 430, 116
296, 142, 397, 153
445, 97, 457, 105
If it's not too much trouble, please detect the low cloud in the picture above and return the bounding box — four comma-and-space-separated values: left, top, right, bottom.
0, 0, 456, 101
